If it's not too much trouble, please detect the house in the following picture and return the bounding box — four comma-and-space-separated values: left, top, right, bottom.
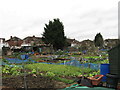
0, 38, 11, 55
4, 35, 52, 54
0, 38, 12, 55
0, 38, 5, 48
6, 36, 23, 49
80, 39, 94, 47
22, 35, 45, 46
0, 38, 9, 47
0, 38, 5, 56
67, 38, 80, 47
5, 36, 23, 53
66, 39, 95, 52
104, 39, 119, 49
79, 39, 95, 51
22, 35, 52, 53
66, 38, 81, 52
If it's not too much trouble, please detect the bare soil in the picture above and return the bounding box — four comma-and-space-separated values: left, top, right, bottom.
2, 74, 68, 90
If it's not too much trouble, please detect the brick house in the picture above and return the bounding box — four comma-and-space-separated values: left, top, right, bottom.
22, 35, 45, 46
6, 36, 23, 49
21, 35, 52, 53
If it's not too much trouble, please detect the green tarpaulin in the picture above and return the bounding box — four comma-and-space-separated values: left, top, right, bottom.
59, 84, 115, 90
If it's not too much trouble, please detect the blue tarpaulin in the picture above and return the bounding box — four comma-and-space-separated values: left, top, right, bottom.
4, 58, 100, 70
5, 58, 36, 64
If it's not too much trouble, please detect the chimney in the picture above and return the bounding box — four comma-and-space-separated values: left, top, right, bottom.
10, 36, 12, 39
3, 39, 5, 43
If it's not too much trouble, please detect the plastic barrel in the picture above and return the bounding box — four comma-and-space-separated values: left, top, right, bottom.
25, 55, 29, 59
106, 73, 119, 89
100, 64, 110, 82
21, 55, 26, 60
20, 55, 29, 60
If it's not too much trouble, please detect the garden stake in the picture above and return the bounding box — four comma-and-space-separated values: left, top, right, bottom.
23, 65, 27, 90
21, 55, 28, 90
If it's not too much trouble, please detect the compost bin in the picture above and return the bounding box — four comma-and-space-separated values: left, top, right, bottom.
108, 44, 120, 82
106, 73, 119, 89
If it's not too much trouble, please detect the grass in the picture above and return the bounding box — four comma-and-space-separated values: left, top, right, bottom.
25, 63, 96, 77
24, 63, 97, 83
53, 77, 74, 84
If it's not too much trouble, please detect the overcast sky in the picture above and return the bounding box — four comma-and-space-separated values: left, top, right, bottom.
0, 0, 119, 41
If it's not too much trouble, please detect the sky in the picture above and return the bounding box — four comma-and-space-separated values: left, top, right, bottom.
0, 0, 119, 41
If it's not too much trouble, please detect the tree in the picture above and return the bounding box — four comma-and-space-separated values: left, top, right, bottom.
94, 33, 104, 47
42, 18, 66, 50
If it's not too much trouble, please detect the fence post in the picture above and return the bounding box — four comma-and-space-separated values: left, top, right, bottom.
88, 63, 90, 68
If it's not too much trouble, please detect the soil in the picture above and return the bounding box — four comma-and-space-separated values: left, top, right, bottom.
2, 74, 68, 90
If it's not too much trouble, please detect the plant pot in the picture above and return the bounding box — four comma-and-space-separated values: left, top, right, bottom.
106, 73, 119, 89
88, 75, 104, 86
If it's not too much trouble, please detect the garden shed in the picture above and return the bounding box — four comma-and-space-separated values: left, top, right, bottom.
108, 44, 120, 82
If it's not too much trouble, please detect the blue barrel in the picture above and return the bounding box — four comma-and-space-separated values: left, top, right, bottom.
21, 55, 26, 60
21, 55, 29, 60
100, 64, 110, 82
25, 55, 29, 59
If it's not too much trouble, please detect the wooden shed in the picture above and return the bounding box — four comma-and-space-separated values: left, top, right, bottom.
108, 44, 120, 82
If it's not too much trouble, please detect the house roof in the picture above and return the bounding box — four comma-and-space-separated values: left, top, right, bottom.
23, 36, 44, 45
81, 39, 93, 43
7, 40, 23, 47
67, 38, 80, 44
6, 36, 22, 41
5, 36, 23, 47
80, 39, 94, 45
105, 39, 119, 42
23, 36, 41, 40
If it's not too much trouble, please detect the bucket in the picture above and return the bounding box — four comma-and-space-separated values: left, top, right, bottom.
100, 64, 110, 82
106, 73, 119, 89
